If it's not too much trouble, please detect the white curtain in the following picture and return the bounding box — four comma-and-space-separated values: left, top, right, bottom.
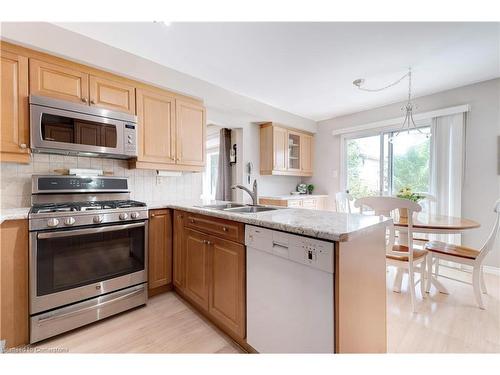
429, 112, 466, 244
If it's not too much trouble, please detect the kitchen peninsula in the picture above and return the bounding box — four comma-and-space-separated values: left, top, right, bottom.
1, 199, 389, 353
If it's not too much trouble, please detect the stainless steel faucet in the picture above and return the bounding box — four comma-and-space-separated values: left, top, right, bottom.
231, 179, 258, 205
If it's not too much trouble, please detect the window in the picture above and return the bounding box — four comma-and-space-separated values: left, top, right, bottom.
344, 126, 431, 199
202, 129, 220, 200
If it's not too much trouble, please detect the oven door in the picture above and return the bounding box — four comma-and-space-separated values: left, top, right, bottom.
30, 102, 136, 158
30, 221, 148, 314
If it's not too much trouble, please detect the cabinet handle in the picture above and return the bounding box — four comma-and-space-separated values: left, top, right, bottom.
90, 99, 96, 104
190, 219, 195, 224
222, 227, 228, 232
81, 97, 88, 103
19, 143, 27, 149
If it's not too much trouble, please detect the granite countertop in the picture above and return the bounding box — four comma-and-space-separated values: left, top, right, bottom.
146, 199, 391, 242
259, 194, 329, 201
1, 199, 391, 242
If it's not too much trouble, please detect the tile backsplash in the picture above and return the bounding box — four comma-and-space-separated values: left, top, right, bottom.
0, 154, 203, 209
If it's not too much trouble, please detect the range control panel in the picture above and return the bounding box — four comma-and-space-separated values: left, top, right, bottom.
245, 225, 334, 273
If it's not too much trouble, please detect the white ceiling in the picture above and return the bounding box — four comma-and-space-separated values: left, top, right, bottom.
55, 22, 499, 121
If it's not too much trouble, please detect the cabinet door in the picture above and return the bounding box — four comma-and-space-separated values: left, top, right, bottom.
148, 209, 173, 290
30, 59, 89, 104
208, 236, 246, 339
273, 126, 287, 171
0, 220, 29, 348
136, 89, 176, 164
300, 133, 314, 175
173, 210, 186, 290
175, 99, 206, 166
184, 228, 210, 310
0, 50, 29, 161
89, 75, 136, 114
287, 130, 301, 171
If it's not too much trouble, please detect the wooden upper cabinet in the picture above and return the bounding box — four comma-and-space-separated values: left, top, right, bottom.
30, 59, 89, 104
175, 99, 206, 166
208, 235, 246, 339
0, 49, 30, 163
148, 209, 173, 291
89, 75, 135, 114
260, 122, 314, 177
135, 88, 176, 165
300, 133, 314, 176
273, 126, 288, 171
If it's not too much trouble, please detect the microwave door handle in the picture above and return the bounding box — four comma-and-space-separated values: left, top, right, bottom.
37, 222, 145, 239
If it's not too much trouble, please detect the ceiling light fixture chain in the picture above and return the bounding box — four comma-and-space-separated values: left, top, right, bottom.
353, 67, 430, 142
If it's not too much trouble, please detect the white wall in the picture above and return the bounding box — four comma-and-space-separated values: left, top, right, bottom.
0, 22, 316, 133
0, 22, 306, 203
307, 78, 500, 267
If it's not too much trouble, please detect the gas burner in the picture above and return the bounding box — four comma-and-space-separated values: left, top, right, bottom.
31, 203, 78, 214
113, 200, 147, 209
79, 201, 114, 211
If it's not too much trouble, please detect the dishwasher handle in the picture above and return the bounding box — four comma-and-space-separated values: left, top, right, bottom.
272, 241, 289, 257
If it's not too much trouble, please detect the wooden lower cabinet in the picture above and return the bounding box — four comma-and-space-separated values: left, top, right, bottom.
184, 228, 210, 310
0, 219, 29, 348
173, 210, 186, 290
174, 210, 246, 341
148, 209, 173, 295
209, 236, 245, 339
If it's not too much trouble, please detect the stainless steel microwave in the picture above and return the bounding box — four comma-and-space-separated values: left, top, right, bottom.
30, 95, 138, 159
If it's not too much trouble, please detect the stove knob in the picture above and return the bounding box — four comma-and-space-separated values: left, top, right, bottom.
93, 215, 104, 224
119, 213, 129, 220
47, 218, 59, 228
64, 217, 76, 226
130, 212, 140, 219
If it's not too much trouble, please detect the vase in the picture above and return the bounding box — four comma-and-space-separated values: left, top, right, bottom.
398, 208, 408, 219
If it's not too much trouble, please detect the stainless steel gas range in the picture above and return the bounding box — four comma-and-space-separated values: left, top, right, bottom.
28, 175, 148, 343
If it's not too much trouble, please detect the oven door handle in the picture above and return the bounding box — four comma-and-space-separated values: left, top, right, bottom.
37, 222, 145, 239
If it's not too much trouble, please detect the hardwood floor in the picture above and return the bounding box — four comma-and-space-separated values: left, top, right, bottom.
387, 266, 500, 353
31, 267, 500, 353
31, 292, 242, 353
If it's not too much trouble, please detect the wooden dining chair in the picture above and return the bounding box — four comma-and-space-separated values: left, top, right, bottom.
354, 196, 427, 313
335, 191, 353, 213
424, 199, 500, 309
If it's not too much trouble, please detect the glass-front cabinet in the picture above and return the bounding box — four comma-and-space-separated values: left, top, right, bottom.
287, 131, 301, 171
260, 123, 314, 177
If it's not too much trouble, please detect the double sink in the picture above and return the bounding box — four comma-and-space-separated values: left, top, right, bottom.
198, 203, 281, 214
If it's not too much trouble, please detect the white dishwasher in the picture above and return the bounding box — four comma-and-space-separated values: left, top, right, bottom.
245, 225, 334, 353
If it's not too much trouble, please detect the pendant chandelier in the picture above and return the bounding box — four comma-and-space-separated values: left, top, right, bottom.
353, 67, 430, 142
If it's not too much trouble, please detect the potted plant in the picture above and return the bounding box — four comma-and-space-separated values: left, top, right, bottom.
307, 184, 314, 195
396, 187, 424, 218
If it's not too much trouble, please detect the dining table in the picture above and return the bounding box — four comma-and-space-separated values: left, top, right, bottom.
392, 212, 480, 294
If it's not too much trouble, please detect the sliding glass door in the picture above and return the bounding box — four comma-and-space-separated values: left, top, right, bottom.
344, 126, 431, 199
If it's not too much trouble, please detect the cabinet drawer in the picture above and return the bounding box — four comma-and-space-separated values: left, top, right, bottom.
287, 200, 303, 208
302, 198, 317, 209
184, 212, 244, 244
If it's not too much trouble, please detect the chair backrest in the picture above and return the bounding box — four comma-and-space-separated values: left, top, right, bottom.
477, 199, 500, 262
354, 196, 422, 259
415, 192, 436, 213
335, 192, 353, 213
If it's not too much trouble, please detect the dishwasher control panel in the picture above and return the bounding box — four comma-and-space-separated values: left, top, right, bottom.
245, 225, 334, 273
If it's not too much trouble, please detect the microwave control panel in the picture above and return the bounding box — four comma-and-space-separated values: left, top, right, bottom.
124, 124, 137, 155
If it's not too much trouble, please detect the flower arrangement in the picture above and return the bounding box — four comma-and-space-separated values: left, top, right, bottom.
396, 187, 425, 202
